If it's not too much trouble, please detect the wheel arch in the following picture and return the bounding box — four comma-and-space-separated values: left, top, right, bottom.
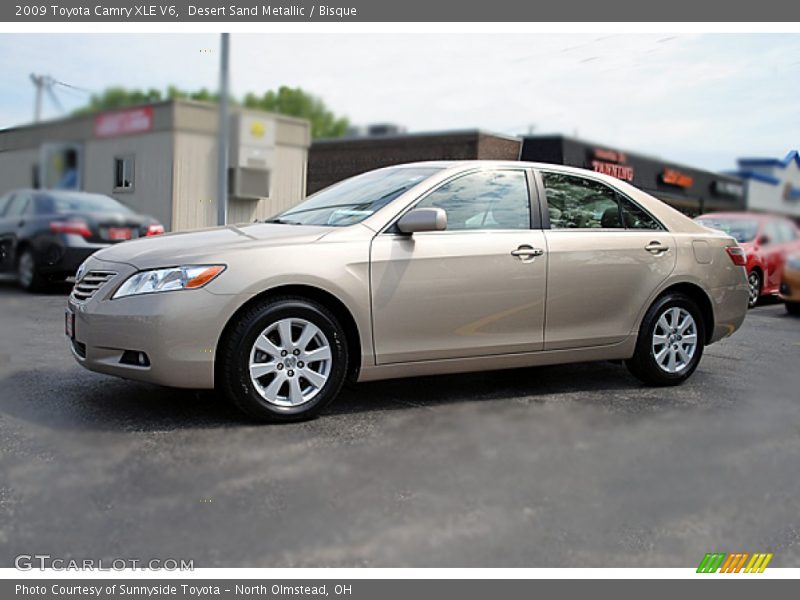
655, 282, 715, 345
215, 283, 363, 383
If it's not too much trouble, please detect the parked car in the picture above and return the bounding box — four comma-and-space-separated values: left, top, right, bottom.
0, 189, 163, 291
66, 161, 749, 422
779, 252, 800, 315
694, 212, 800, 308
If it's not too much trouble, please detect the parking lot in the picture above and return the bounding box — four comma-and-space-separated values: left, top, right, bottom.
1, 278, 799, 568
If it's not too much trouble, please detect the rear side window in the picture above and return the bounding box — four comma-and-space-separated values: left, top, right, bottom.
619, 196, 663, 230
416, 170, 530, 231
542, 172, 662, 230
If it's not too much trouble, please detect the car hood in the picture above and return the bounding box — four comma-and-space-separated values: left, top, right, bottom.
93, 222, 332, 269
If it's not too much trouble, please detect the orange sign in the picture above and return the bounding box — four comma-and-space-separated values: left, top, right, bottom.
661, 168, 694, 188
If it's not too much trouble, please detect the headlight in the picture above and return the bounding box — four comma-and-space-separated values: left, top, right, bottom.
112, 265, 225, 299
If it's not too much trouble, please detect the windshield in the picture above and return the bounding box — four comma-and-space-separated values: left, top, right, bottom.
270, 167, 440, 226
45, 192, 134, 214
696, 216, 759, 243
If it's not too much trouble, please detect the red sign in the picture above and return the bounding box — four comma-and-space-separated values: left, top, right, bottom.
591, 160, 635, 182
661, 168, 694, 188
94, 107, 154, 138
593, 147, 627, 164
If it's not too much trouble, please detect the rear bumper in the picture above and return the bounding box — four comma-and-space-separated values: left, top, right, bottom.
37, 234, 110, 276
708, 280, 750, 344
68, 258, 244, 389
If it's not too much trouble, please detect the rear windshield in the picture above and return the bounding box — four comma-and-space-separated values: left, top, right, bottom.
695, 216, 759, 243
269, 167, 440, 227
41, 192, 133, 215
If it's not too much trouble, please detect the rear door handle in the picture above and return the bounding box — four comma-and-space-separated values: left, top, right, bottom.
511, 246, 545, 260
645, 241, 669, 255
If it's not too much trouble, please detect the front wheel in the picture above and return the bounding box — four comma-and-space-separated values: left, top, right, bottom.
626, 293, 705, 386
217, 297, 349, 422
17, 248, 48, 292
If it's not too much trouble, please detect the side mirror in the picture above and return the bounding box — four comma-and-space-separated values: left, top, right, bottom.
397, 208, 447, 234
759, 234, 770, 246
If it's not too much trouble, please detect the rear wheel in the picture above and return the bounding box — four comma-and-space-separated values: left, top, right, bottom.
747, 270, 762, 308
217, 297, 349, 422
626, 293, 705, 386
17, 248, 48, 293
786, 301, 800, 316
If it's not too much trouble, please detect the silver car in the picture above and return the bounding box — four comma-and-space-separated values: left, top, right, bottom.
66, 161, 749, 421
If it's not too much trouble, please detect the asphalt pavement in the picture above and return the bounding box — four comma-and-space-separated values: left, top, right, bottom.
1, 277, 799, 568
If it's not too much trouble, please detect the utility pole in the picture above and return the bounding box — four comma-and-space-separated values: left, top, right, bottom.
216, 33, 230, 227
30, 74, 45, 122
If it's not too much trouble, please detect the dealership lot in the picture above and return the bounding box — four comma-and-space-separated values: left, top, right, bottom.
1, 280, 799, 568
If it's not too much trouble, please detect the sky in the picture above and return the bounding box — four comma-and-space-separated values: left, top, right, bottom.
0, 33, 798, 172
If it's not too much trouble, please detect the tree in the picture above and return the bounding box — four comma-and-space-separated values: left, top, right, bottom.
243, 86, 349, 139
72, 85, 349, 139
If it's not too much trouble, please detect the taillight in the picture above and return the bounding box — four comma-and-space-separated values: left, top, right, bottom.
146, 224, 165, 236
726, 246, 747, 266
50, 219, 92, 238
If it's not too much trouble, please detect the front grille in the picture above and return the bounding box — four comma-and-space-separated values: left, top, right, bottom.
71, 271, 117, 303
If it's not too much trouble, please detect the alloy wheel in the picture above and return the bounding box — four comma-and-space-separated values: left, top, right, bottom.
248, 317, 333, 407
748, 271, 761, 307
651, 307, 698, 374
17, 252, 34, 289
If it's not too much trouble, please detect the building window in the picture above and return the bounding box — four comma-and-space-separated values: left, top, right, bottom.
114, 156, 135, 192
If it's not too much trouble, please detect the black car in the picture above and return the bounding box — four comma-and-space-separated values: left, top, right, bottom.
0, 189, 163, 291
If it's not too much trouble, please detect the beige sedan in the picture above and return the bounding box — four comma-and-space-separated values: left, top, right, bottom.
66, 161, 749, 421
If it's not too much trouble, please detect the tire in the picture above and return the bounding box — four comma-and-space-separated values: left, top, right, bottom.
217, 296, 349, 422
17, 248, 48, 293
786, 301, 800, 316
747, 270, 762, 308
626, 293, 705, 386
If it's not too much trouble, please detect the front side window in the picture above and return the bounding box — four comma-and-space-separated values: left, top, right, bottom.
415, 170, 530, 231
272, 167, 440, 227
542, 172, 663, 231
0, 193, 12, 216
4, 195, 30, 217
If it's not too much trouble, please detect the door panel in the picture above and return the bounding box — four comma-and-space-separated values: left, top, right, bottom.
370, 230, 547, 364
543, 231, 676, 349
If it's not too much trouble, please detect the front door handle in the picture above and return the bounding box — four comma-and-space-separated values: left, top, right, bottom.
645, 241, 669, 255
511, 245, 545, 260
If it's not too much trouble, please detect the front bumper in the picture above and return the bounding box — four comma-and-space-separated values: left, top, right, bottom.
778, 268, 800, 303
67, 258, 242, 389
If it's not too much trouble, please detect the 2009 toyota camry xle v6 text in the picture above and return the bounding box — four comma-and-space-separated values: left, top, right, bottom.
66, 161, 750, 421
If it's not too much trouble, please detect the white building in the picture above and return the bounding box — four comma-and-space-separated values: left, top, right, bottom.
734, 150, 800, 221
0, 99, 311, 231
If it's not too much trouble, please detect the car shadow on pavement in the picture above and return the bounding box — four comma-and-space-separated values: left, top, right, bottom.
0, 277, 73, 296
0, 359, 684, 433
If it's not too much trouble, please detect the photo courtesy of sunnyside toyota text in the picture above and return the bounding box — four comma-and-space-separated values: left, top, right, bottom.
0, 0, 799, 596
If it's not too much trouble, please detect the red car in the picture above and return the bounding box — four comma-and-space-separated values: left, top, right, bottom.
695, 212, 800, 308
